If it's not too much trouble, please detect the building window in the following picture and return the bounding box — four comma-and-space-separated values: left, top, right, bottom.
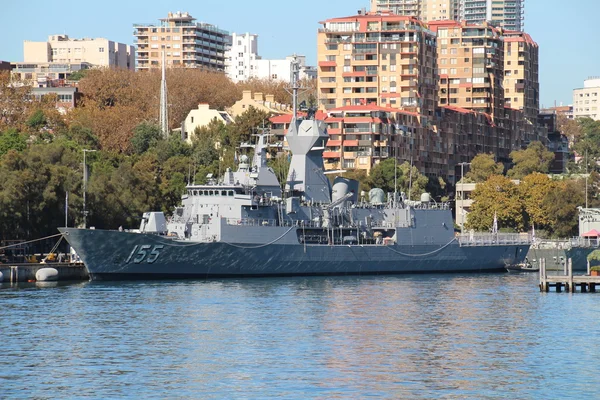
99, 47, 104, 53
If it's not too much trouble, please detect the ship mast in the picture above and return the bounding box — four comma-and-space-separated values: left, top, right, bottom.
286, 55, 304, 119
159, 50, 168, 139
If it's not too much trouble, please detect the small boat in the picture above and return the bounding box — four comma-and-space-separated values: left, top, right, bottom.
506, 260, 539, 272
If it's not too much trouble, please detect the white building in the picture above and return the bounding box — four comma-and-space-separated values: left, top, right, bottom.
225, 33, 259, 82
225, 33, 314, 83
573, 78, 600, 121
24, 34, 134, 70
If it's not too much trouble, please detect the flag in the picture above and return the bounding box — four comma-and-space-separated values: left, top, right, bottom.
492, 211, 498, 234
532, 222, 536, 242
234, 151, 238, 163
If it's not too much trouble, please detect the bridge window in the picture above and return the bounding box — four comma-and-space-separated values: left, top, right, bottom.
221, 190, 227, 196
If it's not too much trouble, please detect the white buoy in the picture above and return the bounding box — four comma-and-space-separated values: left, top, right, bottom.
0, 271, 3, 282
36, 268, 59, 282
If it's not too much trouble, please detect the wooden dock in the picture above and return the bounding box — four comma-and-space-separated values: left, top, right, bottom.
539, 258, 600, 293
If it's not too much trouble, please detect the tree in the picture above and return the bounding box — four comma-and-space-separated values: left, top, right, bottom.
268, 152, 291, 189
368, 158, 401, 194
230, 106, 271, 146
368, 159, 427, 200
466, 175, 525, 232
466, 153, 504, 182
0, 129, 27, 157
26, 109, 47, 130
131, 122, 161, 155
557, 113, 582, 143
507, 141, 555, 179
518, 173, 556, 231
544, 180, 585, 238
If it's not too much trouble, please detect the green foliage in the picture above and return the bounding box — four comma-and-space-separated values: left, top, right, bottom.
368, 158, 402, 194
518, 173, 556, 230
367, 159, 427, 200
466, 153, 503, 182
230, 106, 271, 146
543, 180, 585, 238
0, 129, 27, 157
466, 175, 525, 232
64, 125, 100, 148
68, 69, 89, 81
587, 250, 600, 264
571, 118, 600, 173
268, 153, 290, 189
507, 141, 555, 179
26, 109, 47, 130
131, 122, 161, 155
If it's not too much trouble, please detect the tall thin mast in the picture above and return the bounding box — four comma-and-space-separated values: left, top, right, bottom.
159, 50, 168, 139
289, 55, 300, 118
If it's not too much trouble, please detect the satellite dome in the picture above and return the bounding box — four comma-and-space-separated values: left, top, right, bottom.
240, 154, 249, 163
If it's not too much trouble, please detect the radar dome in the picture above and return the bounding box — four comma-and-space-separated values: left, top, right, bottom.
332, 177, 359, 204
369, 188, 385, 205
240, 154, 249, 163
420, 193, 431, 203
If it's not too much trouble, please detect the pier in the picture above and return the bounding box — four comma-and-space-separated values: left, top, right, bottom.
539, 258, 600, 293
0, 263, 89, 283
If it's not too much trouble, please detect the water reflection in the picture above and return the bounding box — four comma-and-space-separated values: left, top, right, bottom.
1, 273, 599, 399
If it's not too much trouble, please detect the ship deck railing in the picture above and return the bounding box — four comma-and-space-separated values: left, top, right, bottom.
224, 218, 405, 229
532, 237, 600, 249
457, 233, 531, 247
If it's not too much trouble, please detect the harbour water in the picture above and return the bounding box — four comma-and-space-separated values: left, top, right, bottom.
2, 272, 599, 399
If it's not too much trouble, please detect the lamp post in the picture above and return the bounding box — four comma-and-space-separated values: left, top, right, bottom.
458, 162, 471, 234
83, 149, 97, 229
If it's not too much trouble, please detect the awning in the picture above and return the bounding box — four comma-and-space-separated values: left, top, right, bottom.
582, 229, 600, 238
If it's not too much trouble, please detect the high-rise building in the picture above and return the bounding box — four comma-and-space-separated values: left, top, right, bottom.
225, 33, 314, 83
370, 0, 458, 22
133, 11, 229, 72
461, 0, 524, 31
429, 20, 505, 122
372, 0, 524, 31
23, 34, 134, 69
225, 33, 259, 82
503, 31, 539, 128
317, 12, 438, 118
573, 78, 600, 120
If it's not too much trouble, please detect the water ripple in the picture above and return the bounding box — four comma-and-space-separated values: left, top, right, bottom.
1, 273, 599, 399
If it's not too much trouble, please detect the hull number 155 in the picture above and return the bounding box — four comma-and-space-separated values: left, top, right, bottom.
125, 245, 165, 264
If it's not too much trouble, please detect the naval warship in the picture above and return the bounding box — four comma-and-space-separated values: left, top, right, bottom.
60, 79, 530, 281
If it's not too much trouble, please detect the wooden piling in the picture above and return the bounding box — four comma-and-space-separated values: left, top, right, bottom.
538, 257, 600, 293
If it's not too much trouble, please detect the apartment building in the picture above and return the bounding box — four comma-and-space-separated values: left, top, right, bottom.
503, 31, 538, 124
322, 104, 422, 172
573, 78, 600, 121
24, 35, 134, 70
317, 12, 438, 120
370, 0, 458, 22
133, 11, 229, 72
11, 62, 91, 87
225, 33, 259, 82
542, 105, 573, 120
225, 33, 314, 83
461, 0, 524, 31
429, 20, 505, 124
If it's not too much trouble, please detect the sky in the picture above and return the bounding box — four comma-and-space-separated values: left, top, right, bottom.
0, 0, 597, 108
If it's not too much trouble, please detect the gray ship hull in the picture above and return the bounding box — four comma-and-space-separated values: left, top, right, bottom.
527, 246, 596, 272
60, 228, 529, 280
